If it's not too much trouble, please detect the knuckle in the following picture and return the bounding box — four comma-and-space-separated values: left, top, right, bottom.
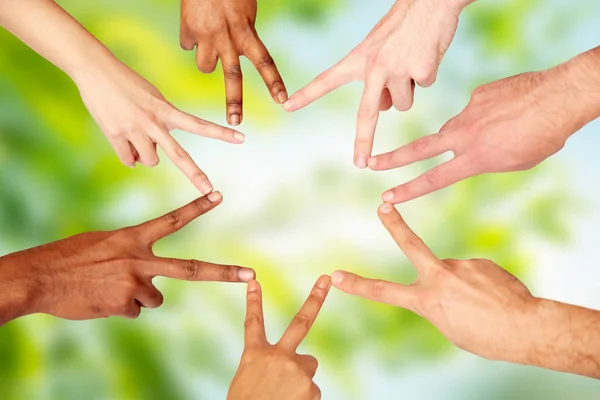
173, 146, 189, 160
225, 65, 242, 80
283, 358, 299, 371
423, 169, 444, 187
227, 98, 243, 109
307, 355, 319, 369
163, 210, 181, 226
357, 106, 378, 120
190, 170, 207, 184
257, 54, 276, 69
292, 313, 312, 331
184, 259, 200, 280
403, 234, 425, 251
371, 280, 385, 300
471, 85, 487, 100
152, 291, 165, 308
221, 265, 236, 281
145, 156, 160, 167
410, 138, 429, 155
244, 314, 264, 329
192, 198, 208, 213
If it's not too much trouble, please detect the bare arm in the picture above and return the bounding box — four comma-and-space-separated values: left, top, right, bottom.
333, 203, 600, 379
0, 0, 245, 193
370, 45, 600, 204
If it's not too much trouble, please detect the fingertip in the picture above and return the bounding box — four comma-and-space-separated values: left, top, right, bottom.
207, 191, 222, 203
367, 157, 378, 169
239, 268, 256, 283
316, 275, 331, 289
233, 131, 246, 143
199, 181, 213, 195
247, 279, 260, 291
276, 91, 288, 104
229, 114, 241, 126
282, 98, 296, 112
354, 154, 368, 169
331, 271, 345, 287
378, 203, 395, 216
382, 190, 394, 203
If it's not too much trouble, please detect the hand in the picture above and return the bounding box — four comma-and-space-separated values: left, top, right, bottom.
75, 60, 245, 194
283, 0, 472, 168
0, 192, 255, 324
180, 0, 287, 126
369, 69, 583, 204
228, 276, 331, 400
331, 203, 541, 363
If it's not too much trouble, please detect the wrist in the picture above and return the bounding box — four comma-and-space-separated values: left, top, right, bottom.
67, 45, 120, 87
0, 257, 39, 326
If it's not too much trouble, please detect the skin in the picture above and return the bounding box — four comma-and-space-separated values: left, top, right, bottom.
283, 0, 476, 168
228, 276, 331, 400
332, 203, 600, 379
370, 46, 600, 204
0, 192, 255, 326
0, 0, 245, 194
180, 0, 287, 126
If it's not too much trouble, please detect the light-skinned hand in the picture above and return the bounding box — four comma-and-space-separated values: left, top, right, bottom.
370, 47, 600, 204
283, 0, 474, 168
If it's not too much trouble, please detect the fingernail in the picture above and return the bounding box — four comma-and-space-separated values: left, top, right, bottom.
230, 114, 241, 126
367, 157, 378, 169
200, 181, 213, 195
207, 191, 222, 203
283, 98, 295, 111
248, 280, 260, 291
276, 91, 288, 104
380, 203, 394, 214
316, 275, 331, 289
233, 131, 246, 143
331, 271, 344, 286
239, 268, 256, 282
355, 155, 367, 169
382, 191, 394, 202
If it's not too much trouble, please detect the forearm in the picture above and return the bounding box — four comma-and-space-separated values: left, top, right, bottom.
554, 46, 600, 132
521, 299, 600, 379
0, 0, 118, 82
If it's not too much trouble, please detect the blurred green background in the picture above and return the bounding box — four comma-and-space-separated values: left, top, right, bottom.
1, 0, 600, 398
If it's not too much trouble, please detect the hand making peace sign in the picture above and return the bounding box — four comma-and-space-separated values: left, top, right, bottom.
228, 276, 331, 400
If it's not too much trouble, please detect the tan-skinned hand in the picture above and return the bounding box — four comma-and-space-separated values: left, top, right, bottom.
0, 192, 255, 325
228, 276, 331, 400
283, 0, 474, 168
180, 0, 287, 126
332, 203, 540, 363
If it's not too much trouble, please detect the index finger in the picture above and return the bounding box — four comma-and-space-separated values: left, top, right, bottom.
244, 280, 268, 347
377, 203, 440, 274
245, 36, 287, 104
154, 129, 213, 195
283, 56, 357, 112
134, 193, 222, 245
145, 257, 255, 283
278, 275, 331, 351
354, 71, 386, 168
